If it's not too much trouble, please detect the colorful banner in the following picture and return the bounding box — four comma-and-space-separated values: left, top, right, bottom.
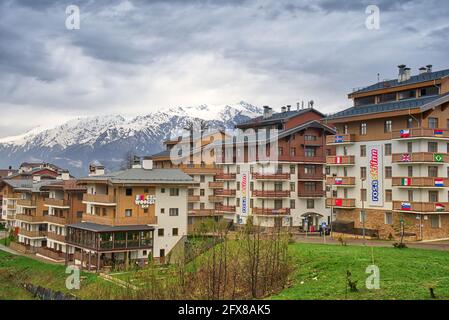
135, 194, 156, 208
434, 129, 443, 136
241, 173, 249, 216
334, 136, 343, 143
401, 202, 411, 211
367, 145, 383, 207
335, 178, 343, 185
401, 178, 411, 186
401, 153, 411, 162
435, 203, 445, 212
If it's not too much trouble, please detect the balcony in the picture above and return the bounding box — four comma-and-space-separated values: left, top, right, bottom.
298, 173, 325, 181
47, 231, 66, 242
36, 247, 65, 261
180, 163, 221, 175
19, 229, 47, 238
17, 199, 36, 208
215, 205, 236, 214
393, 201, 449, 213
214, 189, 236, 197
188, 209, 219, 216
326, 134, 356, 145
252, 190, 291, 198
215, 173, 236, 180
326, 198, 356, 208
15, 214, 45, 223
7, 204, 16, 210
82, 214, 157, 226
82, 193, 116, 205
45, 198, 70, 208
326, 177, 356, 187
188, 195, 200, 202
252, 208, 290, 216
252, 173, 290, 180
392, 152, 449, 164
392, 177, 449, 188
326, 156, 355, 166
392, 128, 449, 140
208, 195, 223, 202
297, 190, 325, 198
45, 215, 67, 225
208, 181, 224, 188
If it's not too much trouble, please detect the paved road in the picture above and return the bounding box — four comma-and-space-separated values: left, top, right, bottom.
292, 234, 449, 252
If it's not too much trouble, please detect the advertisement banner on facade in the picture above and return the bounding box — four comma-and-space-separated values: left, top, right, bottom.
241, 173, 249, 216
367, 145, 383, 207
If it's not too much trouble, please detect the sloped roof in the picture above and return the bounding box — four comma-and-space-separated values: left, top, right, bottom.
67, 222, 154, 232
3, 179, 57, 192
236, 108, 324, 128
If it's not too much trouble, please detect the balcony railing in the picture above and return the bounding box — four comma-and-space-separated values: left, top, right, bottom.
15, 214, 45, 223
208, 195, 223, 202
47, 231, 66, 242
392, 152, 449, 164
251, 190, 291, 198
82, 193, 116, 204
392, 128, 449, 139
216, 205, 236, 213
45, 198, 70, 208
36, 247, 65, 261
214, 189, 236, 197
326, 177, 356, 186
215, 173, 236, 180
392, 201, 449, 213
17, 199, 36, 207
188, 209, 218, 216
392, 177, 449, 188
297, 190, 325, 198
326, 198, 356, 208
82, 214, 157, 226
252, 208, 290, 216
45, 215, 67, 225
298, 173, 325, 180
326, 134, 356, 145
9, 242, 36, 254
252, 173, 290, 180
208, 181, 224, 188
180, 164, 221, 175
19, 229, 47, 238
326, 156, 355, 165
188, 195, 200, 202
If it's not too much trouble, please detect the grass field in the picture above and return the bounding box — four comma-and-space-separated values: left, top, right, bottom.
273, 243, 449, 300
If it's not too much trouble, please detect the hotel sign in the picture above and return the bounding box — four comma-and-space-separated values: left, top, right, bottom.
135, 195, 156, 209
241, 173, 249, 216
367, 145, 383, 207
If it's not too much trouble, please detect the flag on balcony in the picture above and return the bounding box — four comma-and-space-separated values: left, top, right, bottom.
335, 156, 342, 164
335, 178, 343, 185
400, 129, 410, 138
334, 136, 343, 143
434, 154, 444, 162
335, 199, 343, 206
435, 203, 445, 212
401, 154, 411, 162
434, 129, 444, 136
401, 202, 411, 211
435, 178, 444, 187
401, 178, 411, 186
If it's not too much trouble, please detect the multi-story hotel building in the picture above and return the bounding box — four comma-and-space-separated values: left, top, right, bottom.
326, 64, 449, 240
217, 105, 335, 229
66, 160, 195, 270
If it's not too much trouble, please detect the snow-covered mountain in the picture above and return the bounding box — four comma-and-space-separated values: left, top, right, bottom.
0, 102, 263, 176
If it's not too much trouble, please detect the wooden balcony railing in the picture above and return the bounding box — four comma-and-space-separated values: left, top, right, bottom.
392, 201, 449, 213
326, 198, 356, 208
392, 177, 449, 188
17, 199, 36, 207
252, 208, 290, 215
47, 231, 66, 242
297, 190, 325, 198
82, 193, 116, 204
251, 190, 291, 198
392, 152, 449, 164
45, 215, 67, 225
15, 214, 45, 223
214, 189, 236, 197
215, 173, 236, 180
326, 134, 356, 145
326, 156, 355, 165
188, 209, 218, 216
180, 164, 221, 175
18, 229, 47, 238
252, 173, 290, 180
216, 205, 236, 213
208, 181, 224, 188
36, 247, 65, 261
326, 177, 356, 186
45, 198, 70, 208
7, 204, 16, 210
188, 195, 200, 202
208, 195, 223, 202
392, 128, 449, 139
82, 214, 157, 226
298, 173, 325, 180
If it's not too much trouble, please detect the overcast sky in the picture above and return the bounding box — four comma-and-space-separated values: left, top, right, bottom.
0, 0, 448, 137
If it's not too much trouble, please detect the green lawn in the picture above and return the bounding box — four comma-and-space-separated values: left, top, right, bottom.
273, 243, 449, 300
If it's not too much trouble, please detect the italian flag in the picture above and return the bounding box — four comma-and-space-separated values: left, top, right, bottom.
401, 178, 411, 186
435, 203, 445, 212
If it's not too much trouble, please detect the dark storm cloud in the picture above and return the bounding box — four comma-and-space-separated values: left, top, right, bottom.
0, 0, 448, 136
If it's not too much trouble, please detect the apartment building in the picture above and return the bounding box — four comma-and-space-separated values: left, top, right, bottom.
0, 168, 18, 226
67, 160, 195, 270
325, 64, 449, 240
217, 105, 335, 229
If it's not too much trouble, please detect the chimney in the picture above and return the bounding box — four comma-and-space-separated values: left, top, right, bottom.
287, 105, 291, 112
419, 67, 427, 75
426, 64, 433, 73
301, 101, 305, 109
281, 106, 286, 113
132, 155, 141, 169
404, 68, 411, 81
309, 100, 314, 109
398, 64, 406, 82
296, 102, 300, 110
263, 106, 270, 119
88, 162, 105, 176
142, 159, 153, 170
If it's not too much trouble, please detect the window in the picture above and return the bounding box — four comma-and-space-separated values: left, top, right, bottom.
160, 249, 165, 257
125, 209, 132, 217
360, 123, 367, 135
343, 125, 348, 134
408, 166, 413, 177
430, 215, 440, 229
169, 208, 179, 216
398, 89, 416, 100
379, 93, 396, 103
407, 142, 413, 153
172, 228, 179, 236
200, 175, 205, 183
360, 167, 367, 180
361, 189, 367, 202
428, 166, 438, 178
290, 199, 296, 209
304, 165, 316, 175
236, 165, 240, 174
236, 198, 240, 207
305, 147, 315, 157
360, 145, 366, 157
385, 143, 392, 156
408, 190, 414, 201
428, 142, 438, 153
407, 118, 413, 128
169, 188, 179, 196
278, 147, 284, 156
385, 212, 393, 225
385, 166, 392, 178
420, 86, 439, 97
275, 182, 283, 191
384, 120, 392, 133
161, 208, 165, 214
290, 165, 296, 174
304, 182, 316, 191
125, 188, 132, 196
306, 199, 315, 209
429, 117, 438, 129
158, 229, 164, 237
305, 135, 316, 141
385, 190, 392, 202
290, 182, 295, 192
429, 191, 439, 202
161, 188, 165, 193
290, 148, 297, 157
